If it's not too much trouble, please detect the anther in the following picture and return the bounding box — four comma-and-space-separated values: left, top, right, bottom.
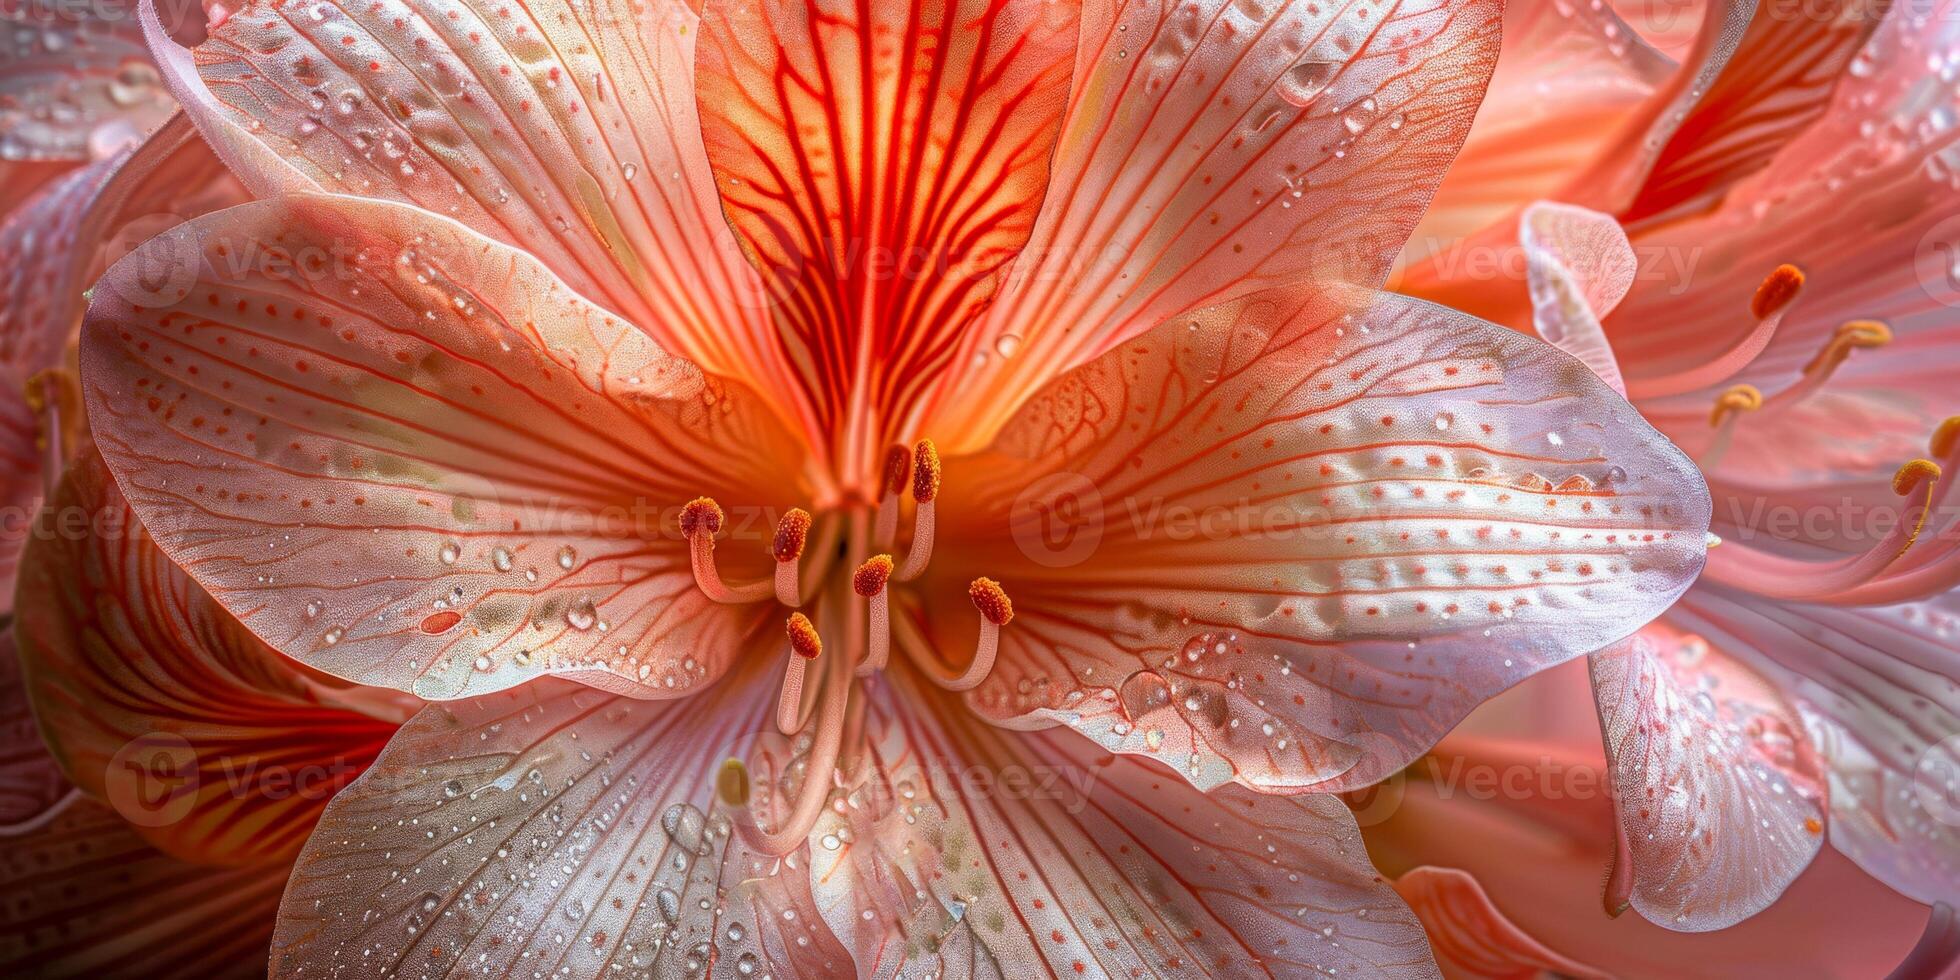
680, 497, 724, 538
968, 577, 1014, 626
1803, 319, 1892, 375
854, 555, 895, 676
897, 440, 940, 581
773, 508, 812, 606
892, 577, 1011, 692
786, 612, 822, 659
1750, 264, 1804, 320
1935, 417, 1960, 459
875, 444, 912, 548
681, 496, 770, 604
1895, 458, 1942, 497
778, 613, 821, 735
911, 440, 941, 503
1708, 384, 1762, 427
716, 757, 751, 808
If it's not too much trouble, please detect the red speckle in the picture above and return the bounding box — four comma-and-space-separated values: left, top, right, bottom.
421, 610, 463, 634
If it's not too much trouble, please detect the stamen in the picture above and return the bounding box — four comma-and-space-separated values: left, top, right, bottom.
1934, 416, 1960, 460
853, 554, 895, 676
897, 439, 940, 581
1704, 457, 1939, 600
681, 497, 771, 604
874, 444, 911, 548
893, 577, 1010, 692
1625, 265, 1799, 400
716, 757, 751, 808
773, 508, 812, 606
1707, 384, 1763, 427
26, 370, 68, 496
1699, 384, 1762, 471
778, 612, 822, 734
735, 633, 849, 856
1749, 263, 1805, 321
1801, 319, 1893, 375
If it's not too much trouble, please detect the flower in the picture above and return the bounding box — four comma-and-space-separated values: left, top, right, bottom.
9, 0, 1742, 973
1388, 0, 1960, 948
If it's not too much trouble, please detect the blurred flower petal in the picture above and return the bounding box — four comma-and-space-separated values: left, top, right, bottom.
0, 800, 285, 978
1393, 865, 1609, 980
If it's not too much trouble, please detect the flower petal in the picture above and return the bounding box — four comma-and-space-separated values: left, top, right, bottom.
80, 193, 804, 700
0, 632, 71, 835
1363, 672, 1938, 976
15, 450, 408, 864
806, 668, 1440, 977
270, 666, 853, 978
0, 114, 245, 614
1890, 902, 1960, 980
1602, 0, 1959, 403
1520, 201, 1633, 396
1391, 865, 1608, 980
0, 800, 287, 977
693, 0, 1081, 465
0, 2, 175, 164
1408, 0, 1672, 250
929, 286, 1709, 793
1588, 623, 1827, 931
150, 0, 781, 395
927, 0, 1505, 451
1665, 586, 1960, 906
1616, 0, 1891, 224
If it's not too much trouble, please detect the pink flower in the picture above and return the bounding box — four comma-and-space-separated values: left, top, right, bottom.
1390, 0, 1960, 955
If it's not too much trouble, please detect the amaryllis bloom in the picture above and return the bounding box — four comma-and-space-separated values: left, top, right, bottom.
0, 0, 1738, 972
1381, 0, 1960, 961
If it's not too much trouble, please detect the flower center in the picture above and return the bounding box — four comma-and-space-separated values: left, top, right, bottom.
676, 438, 1013, 855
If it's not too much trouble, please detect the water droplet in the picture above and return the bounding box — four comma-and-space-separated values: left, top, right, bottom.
1275, 59, 1338, 108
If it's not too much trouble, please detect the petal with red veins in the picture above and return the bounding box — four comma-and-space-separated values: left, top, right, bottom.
1666, 586, 1960, 905
270, 666, 853, 978
1520, 201, 1633, 396
694, 0, 1080, 463
806, 669, 1440, 977
1588, 623, 1827, 931
929, 286, 1709, 794
1615, 0, 1891, 225
1392, 865, 1609, 980
151, 0, 780, 396
0, 800, 287, 978
15, 451, 408, 864
80, 193, 804, 700
927, 0, 1504, 451
0, 3, 175, 163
